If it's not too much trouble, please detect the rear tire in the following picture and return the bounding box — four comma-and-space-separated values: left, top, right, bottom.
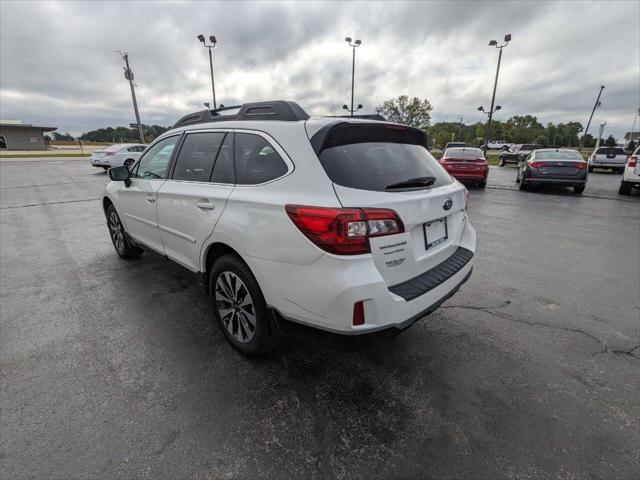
573, 185, 585, 194
588, 166, 594, 173
209, 254, 275, 355
498, 157, 505, 167
619, 181, 632, 195
103, 166, 109, 171
106, 204, 143, 259
478, 181, 486, 189
616, 168, 624, 174
124, 159, 134, 168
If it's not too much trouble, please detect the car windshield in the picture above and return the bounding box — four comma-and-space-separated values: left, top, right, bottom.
444, 148, 484, 160
536, 151, 584, 161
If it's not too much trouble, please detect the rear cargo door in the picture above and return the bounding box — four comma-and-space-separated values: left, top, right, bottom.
312, 122, 467, 287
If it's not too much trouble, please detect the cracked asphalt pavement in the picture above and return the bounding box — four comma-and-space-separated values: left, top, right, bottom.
1, 158, 639, 479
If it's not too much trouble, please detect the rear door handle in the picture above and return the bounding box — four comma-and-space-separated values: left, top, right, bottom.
145, 195, 156, 203
195, 202, 215, 210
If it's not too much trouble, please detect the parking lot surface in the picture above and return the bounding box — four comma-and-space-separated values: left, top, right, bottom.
1, 158, 639, 479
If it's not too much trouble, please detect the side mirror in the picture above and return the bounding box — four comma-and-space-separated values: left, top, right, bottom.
108, 165, 131, 187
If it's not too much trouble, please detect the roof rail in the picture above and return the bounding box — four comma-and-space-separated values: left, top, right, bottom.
173, 100, 310, 128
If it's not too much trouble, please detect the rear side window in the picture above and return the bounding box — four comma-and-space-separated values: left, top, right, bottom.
172, 132, 225, 182
234, 133, 288, 184
317, 124, 452, 192
132, 136, 179, 179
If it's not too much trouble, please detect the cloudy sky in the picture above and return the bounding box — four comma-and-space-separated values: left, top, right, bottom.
1, 0, 638, 139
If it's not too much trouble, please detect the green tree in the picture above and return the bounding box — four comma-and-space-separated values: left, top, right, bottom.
378, 95, 432, 129
628, 140, 637, 151
52, 131, 75, 141
604, 134, 617, 147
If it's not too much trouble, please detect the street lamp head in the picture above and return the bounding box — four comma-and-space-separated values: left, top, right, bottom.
345, 37, 352, 43
209, 35, 217, 44
204, 102, 210, 109
477, 106, 484, 112
495, 105, 502, 111
489, 40, 497, 46
504, 33, 511, 42
197, 34, 205, 43
342, 104, 349, 110
357, 104, 363, 110
354, 39, 361, 46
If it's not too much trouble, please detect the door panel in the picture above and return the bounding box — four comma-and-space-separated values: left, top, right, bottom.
157, 182, 233, 271
118, 179, 166, 253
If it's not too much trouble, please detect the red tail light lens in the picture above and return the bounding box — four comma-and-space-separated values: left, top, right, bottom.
575, 162, 587, 169
285, 205, 404, 255
353, 301, 365, 326
628, 156, 638, 168
530, 161, 546, 168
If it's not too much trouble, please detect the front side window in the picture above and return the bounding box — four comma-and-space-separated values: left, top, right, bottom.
172, 132, 225, 182
133, 135, 179, 180
234, 133, 288, 184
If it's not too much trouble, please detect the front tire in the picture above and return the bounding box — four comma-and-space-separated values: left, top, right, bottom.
619, 181, 632, 195
498, 157, 505, 167
124, 158, 134, 168
209, 254, 275, 355
573, 185, 585, 194
106, 204, 143, 259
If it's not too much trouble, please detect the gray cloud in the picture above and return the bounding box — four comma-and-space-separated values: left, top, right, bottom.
1, 0, 638, 139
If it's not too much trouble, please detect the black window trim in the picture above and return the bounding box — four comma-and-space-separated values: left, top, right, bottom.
167, 129, 235, 185
231, 128, 295, 187
130, 132, 183, 180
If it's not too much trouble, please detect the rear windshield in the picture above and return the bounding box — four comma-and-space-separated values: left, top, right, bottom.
596, 147, 626, 155
317, 124, 452, 192
105, 144, 125, 151
521, 144, 540, 150
445, 142, 466, 148
443, 148, 484, 160
536, 151, 584, 161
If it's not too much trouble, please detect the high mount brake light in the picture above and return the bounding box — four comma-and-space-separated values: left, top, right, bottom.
285, 205, 404, 255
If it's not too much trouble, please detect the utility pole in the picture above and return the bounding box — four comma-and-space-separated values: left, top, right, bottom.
578, 85, 604, 152
121, 52, 144, 143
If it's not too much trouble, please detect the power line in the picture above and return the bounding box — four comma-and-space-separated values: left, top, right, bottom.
0, 35, 120, 53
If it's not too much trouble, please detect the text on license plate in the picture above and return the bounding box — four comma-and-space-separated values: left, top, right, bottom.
424, 217, 448, 250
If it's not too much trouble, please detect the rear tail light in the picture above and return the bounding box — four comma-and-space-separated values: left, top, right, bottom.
285, 205, 404, 255
628, 156, 638, 168
352, 301, 365, 326
530, 161, 546, 168
575, 163, 587, 169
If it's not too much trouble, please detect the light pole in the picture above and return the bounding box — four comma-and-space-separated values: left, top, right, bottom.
345, 36, 362, 116
478, 105, 502, 148
482, 33, 511, 154
578, 85, 605, 151
197, 34, 218, 110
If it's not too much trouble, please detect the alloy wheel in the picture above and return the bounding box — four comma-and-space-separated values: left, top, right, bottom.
214, 271, 256, 343
108, 210, 126, 254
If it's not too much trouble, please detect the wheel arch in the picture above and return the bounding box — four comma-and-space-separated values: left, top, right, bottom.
202, 242, 244, 292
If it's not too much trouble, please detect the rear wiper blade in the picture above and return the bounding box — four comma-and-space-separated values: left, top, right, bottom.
385, 176, 436, 190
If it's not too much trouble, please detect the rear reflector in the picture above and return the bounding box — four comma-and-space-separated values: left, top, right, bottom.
353, 301, 365, 326
285, 205, 404, 255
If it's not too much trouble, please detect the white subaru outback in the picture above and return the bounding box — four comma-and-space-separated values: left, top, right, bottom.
103, 101, 476, 354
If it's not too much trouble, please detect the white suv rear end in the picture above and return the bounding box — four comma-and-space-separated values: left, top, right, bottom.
102, 101, 475, 354
619, 146, 640, 195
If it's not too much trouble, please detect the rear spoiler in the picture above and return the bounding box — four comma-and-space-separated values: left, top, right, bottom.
309, 122, 428, 156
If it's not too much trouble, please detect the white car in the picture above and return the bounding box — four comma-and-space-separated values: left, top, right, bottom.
102, 101, 476, 354
619, 146, 640, 195
90, 143, 147, 170
588, 146, 629, 173
484, 140, 514, 151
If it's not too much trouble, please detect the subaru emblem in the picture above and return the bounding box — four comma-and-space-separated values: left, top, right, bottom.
443, 197, 453, 211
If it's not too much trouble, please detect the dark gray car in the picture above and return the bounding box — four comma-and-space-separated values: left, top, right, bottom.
516, 149, 588, 194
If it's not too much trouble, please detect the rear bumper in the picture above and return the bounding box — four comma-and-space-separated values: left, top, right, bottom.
523, 170, 587, 186
244, 216, 476, 335
590, 161, 625, 168
622, 167, 640, 183
450, 173, 487, 182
